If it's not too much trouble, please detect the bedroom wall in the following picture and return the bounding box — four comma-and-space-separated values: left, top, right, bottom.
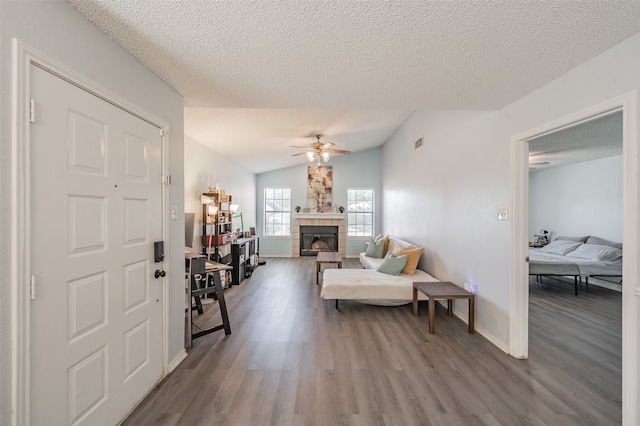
256, 147, 382, 257
0, 2, 185, 423
529, 155, 623, 243
184, 135, 257, 250
382, 31, 640, 352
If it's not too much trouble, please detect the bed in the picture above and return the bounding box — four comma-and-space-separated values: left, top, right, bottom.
529, 236, 622, 294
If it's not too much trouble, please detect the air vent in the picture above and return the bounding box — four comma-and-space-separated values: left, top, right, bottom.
414, 137, 423, 149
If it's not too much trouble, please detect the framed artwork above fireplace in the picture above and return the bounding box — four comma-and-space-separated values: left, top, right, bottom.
307, 165, 332, 213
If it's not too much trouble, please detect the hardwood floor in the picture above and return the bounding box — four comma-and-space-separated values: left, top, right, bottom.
123, 258, 622, 425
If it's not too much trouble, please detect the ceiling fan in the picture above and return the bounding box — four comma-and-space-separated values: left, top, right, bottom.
291, 135, 351, 164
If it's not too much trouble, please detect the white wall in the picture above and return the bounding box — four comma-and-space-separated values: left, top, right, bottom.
0, 2, 184, 423
184, 135, 257, 250
383, 110, 511, 347
529, 155, 623, 243
256, 147, 383, 257
382, 31, 640, 352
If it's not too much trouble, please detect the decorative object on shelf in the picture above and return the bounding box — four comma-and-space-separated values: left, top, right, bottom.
338, 206, 345, 213
532, 229, 549, 247
295, 206, 301, 213
307, 165, 332, 213
291, 134, 351, 165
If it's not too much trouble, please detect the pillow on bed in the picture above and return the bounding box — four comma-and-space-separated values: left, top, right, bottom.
377, 253, 408, 275
586, 236, 622, 249
565, 243, 623, 262
555, 236, 589, 243
536, 240, 582, 255
365, 237, 385, 258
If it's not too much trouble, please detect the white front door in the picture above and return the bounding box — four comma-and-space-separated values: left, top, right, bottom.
29, 65, 164, 425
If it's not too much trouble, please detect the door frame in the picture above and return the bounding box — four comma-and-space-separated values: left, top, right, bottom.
509, 91, 638, 423
11, 39, 171, 426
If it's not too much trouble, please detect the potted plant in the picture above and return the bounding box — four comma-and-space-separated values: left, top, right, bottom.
338, 206, 345, 213
295, 206, 301, 213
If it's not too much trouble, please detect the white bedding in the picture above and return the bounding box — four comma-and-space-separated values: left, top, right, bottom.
321, 268, 439, 306
529, 248, 622, 276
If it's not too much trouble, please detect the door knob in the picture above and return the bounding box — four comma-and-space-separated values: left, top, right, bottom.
154, 270, 166, 279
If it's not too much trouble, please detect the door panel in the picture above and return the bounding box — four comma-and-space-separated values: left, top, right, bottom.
29, 65, 163, 426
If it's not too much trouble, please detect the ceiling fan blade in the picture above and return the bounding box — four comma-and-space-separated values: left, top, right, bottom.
292, 151, 310, 157
324, 149, 351, 154
290, 145, 313, 149
319, 142, 335, 149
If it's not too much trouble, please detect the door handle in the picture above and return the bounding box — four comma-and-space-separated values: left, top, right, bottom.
154, 270, 166, 279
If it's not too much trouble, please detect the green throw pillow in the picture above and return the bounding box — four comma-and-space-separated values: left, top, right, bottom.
377, 253, 408, 275
365, 237, 384, 258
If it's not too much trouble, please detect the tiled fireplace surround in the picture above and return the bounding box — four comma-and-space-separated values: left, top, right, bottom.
292, 213, 346, 257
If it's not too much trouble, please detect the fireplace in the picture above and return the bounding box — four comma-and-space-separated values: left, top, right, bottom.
292, 213, 345, 257
300, 225, 338, 256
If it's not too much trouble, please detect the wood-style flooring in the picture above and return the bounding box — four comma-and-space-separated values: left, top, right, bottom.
123, 258, 622, 425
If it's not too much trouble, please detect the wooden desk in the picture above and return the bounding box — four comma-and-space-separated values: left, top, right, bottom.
186, 257, 232, 349
316, 252, 342, 285
413, 281, 475, 334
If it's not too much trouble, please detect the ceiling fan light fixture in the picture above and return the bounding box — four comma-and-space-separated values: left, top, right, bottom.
291, 134, 350, 163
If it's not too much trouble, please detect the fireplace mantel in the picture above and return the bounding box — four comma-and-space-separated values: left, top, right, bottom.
294, 213, 344, 220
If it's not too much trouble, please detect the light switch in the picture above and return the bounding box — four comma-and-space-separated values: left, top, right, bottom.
497, 208, 509, 221
171, 205, 177, 220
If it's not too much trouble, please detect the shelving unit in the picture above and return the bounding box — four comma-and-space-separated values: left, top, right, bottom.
201, 187, 259, 287
231, 237, 259, 285
201, 189, 233, 285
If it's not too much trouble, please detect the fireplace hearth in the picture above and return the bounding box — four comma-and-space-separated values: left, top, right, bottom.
300, 225, 338, 256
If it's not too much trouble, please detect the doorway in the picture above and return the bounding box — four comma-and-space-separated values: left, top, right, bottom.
12, 42, 169, 425
509, 92, 638, 422
527, 112, 623, 421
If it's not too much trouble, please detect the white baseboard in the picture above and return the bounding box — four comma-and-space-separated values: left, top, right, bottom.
446, 301, 510, 355
167, 349, 187, 374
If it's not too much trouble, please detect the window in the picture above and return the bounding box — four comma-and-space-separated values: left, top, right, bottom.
347, 188, 374, 237
264, 187, 291, 236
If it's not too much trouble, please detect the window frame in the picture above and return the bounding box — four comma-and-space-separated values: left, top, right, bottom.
347, 188, 374, 238
263, 187, 292, 237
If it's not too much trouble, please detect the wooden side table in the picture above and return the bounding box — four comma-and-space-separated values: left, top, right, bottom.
413, 281, 475, 334
316, 252, 342, 285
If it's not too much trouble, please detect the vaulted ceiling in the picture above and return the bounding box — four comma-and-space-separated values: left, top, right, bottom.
67, 0, 640, 173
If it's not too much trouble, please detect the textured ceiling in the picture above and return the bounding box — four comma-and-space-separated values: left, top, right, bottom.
529, 111, 623, 171
67, 0, 640, 173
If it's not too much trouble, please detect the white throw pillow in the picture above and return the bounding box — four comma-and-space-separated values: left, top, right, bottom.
565, 243, 622, 262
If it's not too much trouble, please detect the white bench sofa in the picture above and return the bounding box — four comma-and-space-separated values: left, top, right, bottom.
321, 237, 439, 306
